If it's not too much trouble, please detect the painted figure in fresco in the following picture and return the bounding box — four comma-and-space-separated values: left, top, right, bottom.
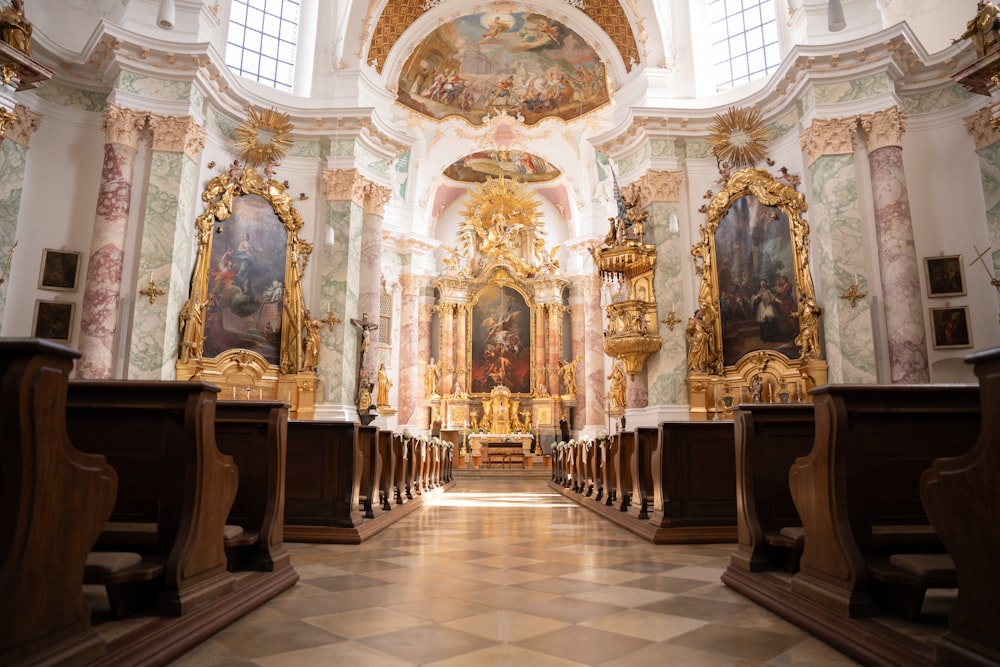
752, 279, 779, 342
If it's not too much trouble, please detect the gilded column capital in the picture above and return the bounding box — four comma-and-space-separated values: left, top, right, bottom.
646, 169, 683, 202
964, 106, 1000, 152
322, 168, 356, 201
1, 104, 41, 147
799, 117, 857, 167
860, 107, 906, 153
352, 175, 392, 215
102, 103, 147, 149
148, 114, 206, 160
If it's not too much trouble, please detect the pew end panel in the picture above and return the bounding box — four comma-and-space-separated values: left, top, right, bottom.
66, 381, 239, 617
657, 421, 737, 529
0, 340, 117, 667
284, 421, 364, 536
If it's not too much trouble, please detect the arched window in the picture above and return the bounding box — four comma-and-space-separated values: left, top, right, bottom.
709, 0, 780, 92
225, 0, 300, 92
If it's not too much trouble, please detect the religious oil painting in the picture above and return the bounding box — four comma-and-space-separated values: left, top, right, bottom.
930, 306, 973, 349
925, 255, 967, 298
33, 299, 74, 342
38, 248, 81, 291
396, 11, 609, 126
203, 194, 288, 364
470, 284, 532, 394
444, 150, 560, 183
714, 196, 800, 366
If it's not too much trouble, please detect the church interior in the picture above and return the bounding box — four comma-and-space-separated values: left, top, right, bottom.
2, 0, 1000, 665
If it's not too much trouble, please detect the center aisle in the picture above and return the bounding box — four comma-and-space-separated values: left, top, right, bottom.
170, 475, 857, 666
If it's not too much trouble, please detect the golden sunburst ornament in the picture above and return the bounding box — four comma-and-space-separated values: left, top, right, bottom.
234, 107, 294, 167
708, 107, 771, 169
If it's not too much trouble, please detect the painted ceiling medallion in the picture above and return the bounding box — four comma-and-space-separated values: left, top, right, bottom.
235, 107, 294, 167
707, 107, 771, 169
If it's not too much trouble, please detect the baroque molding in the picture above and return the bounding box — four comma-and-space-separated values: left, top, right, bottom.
645, 169, 683, 203
399, 273, 425, 295
102, 103, 147, 149
964, 106, 1000, 152
352, 176, 391, 215
799, 117, 857, 167
148, 114, 206, 159
860, 107, 906, 153
321, 168, 356, 201
581, 274, 603, 295
2, 104, 41, 147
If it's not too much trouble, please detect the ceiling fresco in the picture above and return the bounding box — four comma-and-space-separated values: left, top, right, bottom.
397, 12, 609, 126
443, 150, 560, 183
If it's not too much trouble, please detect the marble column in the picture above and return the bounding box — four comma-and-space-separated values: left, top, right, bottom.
0, 105, 40, 321
320, 167, 361, 410
568, 291, 585, 431
398, 274, 422, 427
800, 117, 878, 383
418, 301, 434, 429
352, 175, 391, 392
78, 104, 147, 379
860, 108, 928, 383
454, 303, 468, 394
547, 303, 562, 396
965, 107, 1000, 291
534, 303, 546, 392
582, 274, 605, 430
439, 302, 455, 396
129, 113, 206, 379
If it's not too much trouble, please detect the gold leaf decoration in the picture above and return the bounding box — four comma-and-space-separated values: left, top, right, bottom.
707, 107, 771, 169
235, 107, 294, 167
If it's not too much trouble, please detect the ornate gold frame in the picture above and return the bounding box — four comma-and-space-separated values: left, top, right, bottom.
176, 164, 317, 417
688, 168, 827, 418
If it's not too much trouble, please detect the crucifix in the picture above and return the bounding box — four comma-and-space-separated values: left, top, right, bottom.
350, 313, 379, 358
970, 244, 1000, 323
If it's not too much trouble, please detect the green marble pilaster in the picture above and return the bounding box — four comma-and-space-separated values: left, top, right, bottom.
975, 141, 1000, 289
646, 201, 686, 405
127, 117, 205, 379
0, 138, 28, 321
807, 153, 877, 383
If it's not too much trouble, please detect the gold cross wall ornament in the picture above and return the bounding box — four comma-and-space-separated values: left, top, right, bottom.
660, 310, 681, 331
139, 276, 166, 304
839, 279, 866, 308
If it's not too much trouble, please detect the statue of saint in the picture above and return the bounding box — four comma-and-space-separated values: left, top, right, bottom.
425, 357, 440, 396
959, 1, 1000, 59
0, 0, 32, 57
301, 310, 323, 371
793, 293, 823, 360
608, 363, 626, 410
558, 357, 582, 396
376, 362, 392, 407
685, 309, 714, 372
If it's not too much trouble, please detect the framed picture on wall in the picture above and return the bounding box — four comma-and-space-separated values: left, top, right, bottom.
38, 248, 82, 292
930, 306, 973, 350
33, 300, 75, 342
924, 255, 966, 298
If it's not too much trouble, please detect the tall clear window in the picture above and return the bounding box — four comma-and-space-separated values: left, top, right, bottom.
225, 0, 300, 92
708, 0, 780, 92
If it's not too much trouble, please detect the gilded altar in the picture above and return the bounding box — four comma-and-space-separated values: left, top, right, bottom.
175, 160, 319, 418
687, 167, 827, 418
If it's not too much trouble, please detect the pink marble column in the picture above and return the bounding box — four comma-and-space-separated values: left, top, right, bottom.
77, 104, 146, 379
418, 301, 434, 428
454, 303, 468, 393
626, 369, 649, 408
534, 305, 546, 392
547, 303, 562, 395
353, 177, 391, 388
861, 109, 929, 383
398, 274, 422, 426
439, 303, 455, 395
582, 275, 605, 428
568, 299, 585, 430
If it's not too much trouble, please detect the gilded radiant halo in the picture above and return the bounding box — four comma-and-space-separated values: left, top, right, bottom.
707, 107, 771, 169
235, 107, 294, 167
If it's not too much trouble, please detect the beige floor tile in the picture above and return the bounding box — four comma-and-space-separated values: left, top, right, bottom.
579, 608, 711, 641
306, 606, 431, 639
442, 609, 570, 641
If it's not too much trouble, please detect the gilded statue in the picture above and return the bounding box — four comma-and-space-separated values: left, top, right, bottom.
793, 292, 823, 360
0, 0, 32, 57
376, 362, 392, 407
178, 297, 208, 363
425, 357, 440, 396
558, 356, 582, 395
608, 362, 626, 410
959, 1, 1000, 59
301, 310, 323, 371
685, 308, 714, 372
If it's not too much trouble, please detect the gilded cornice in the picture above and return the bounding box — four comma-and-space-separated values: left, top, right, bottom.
965, 106, 1000, 151
366, 0, 639, 74
102, 103, 147, 149
322, 168, 356, 201
860, 107, 906, 153
148, 114, 206, 159
352, 176, 392, 215
646, 169, 683, 203
2, 104, 41, 147
799, 117, 857, 167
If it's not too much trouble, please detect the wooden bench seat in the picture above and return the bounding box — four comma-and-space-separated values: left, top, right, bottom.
84, 552, 166, 619
867, 554, 957, 620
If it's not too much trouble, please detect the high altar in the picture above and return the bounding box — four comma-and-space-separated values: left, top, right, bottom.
427, 174, 573, 449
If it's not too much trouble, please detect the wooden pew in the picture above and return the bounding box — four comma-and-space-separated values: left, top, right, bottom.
66, 381, 238, 617
376, 430, 395, 511
0, 339, 116, 667
922, 349, 1000, 666
727, 403, 815, 573
633, 427, 659, 520
284, 420, 363, 539
789, 385, 979, 618
214, 400, 291, 572
616, 431, 635, 512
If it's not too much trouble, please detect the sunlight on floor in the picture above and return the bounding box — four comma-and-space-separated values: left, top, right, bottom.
424, 491, 578, 508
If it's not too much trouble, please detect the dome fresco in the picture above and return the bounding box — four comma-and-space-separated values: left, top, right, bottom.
443, 150, 560, 183
396, 12, 609, 126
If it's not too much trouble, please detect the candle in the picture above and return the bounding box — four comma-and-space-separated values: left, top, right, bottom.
854, 273, 858, 285
232, 386, 236, 399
